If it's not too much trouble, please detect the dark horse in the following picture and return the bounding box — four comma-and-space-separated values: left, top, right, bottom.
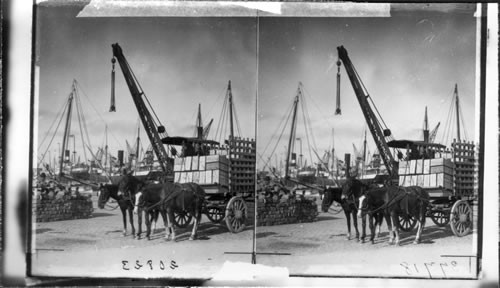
134, 182, 205, 241
358, 185, 429, 245
337, 178, 377, 242
97, 183, 137, 237
321, 186, 368, 242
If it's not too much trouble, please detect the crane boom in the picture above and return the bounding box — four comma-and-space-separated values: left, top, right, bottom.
111, 43, 171, 173
429, 122, 440, 143
337, 46, 397, 177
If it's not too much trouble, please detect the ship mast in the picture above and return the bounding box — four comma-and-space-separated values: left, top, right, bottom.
59, 80, 76, 177
423, 106, 430, 142
285, 83, 301, 182
227, 80, 235, 140
454, 84, 461, 142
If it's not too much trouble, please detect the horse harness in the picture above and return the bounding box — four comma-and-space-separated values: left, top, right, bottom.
361, 187, 422, 215
139, 183, 188, 212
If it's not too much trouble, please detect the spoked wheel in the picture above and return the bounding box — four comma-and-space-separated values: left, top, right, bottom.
430, 210, 450, 227
225, 196, 247, 233
449, 200, 473, 237
206, 206, 225, 223
173, 210, 193, 228
398, 214, 417, 232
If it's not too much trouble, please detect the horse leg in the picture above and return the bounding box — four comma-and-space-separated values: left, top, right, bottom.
344, 210, 351, 240
369, 214, 375, 244
189, 198, 203, 241
146, 209, 153, 240
414, 206, 426, 244
386, 213, 394, 244
391, 212, 400, 246
121, 208, 127, 236
189, 210, 199, 241
352, 210, 360, 242
360, 212, 366, 243
167, 208, 176, 242
134, 208, 141, 239
376, 213, 383, 239
152, 210, 158, 234
160, 211, 170, 240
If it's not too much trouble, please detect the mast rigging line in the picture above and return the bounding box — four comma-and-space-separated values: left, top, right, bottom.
74, 84, 93, 163
299, 91, 315, 168
37, 97, 68, 153
441, 87, 458, 146
351, 61, 392, 138
299, 85, 323, 167
74, 80, 125, 152
37, 94, 70, 167
123, 59, 165, 135
214, 91, 230, 143
259, 96, 296, 168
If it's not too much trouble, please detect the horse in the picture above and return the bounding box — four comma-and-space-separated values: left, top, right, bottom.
338, 178, 375, 242
97, 183, 137, 237
97, 183, 161, 237
358, 185, 429, 245
320, 186, 365, 242
134, 181, 205, 241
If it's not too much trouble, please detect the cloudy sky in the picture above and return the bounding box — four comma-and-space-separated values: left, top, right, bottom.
35, 3, 477, 171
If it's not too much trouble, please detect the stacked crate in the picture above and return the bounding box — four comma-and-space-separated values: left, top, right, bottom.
228, 137, 256, 195
452, 140, 475, 197
173, 155, 230, 187
398, 158, 454, 190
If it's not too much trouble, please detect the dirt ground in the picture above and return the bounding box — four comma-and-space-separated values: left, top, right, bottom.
29, 195, 479, 284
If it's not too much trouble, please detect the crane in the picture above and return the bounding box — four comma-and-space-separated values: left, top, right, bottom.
336, 46, 397, 178
111, 43, 172, 173
429, 122, 440, 143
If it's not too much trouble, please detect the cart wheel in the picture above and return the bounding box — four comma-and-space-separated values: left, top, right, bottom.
225, 196, 247, 233
398, 214, 417, 232
450, 200, 472, 237
430, 210, 450, 227
173, 210, 192, 228
206, 207, 225, 223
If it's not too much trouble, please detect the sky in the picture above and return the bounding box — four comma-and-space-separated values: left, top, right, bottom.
35, 3, 478, 172
257, 9, 477, 170
36, 4, 258, 166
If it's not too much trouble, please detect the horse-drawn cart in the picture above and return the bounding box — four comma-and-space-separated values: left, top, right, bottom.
391, 140, 476, 237
169, 136, 256, 233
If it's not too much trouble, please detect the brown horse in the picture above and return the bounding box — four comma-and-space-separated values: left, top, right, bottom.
134, 182, 205, 241
358, 185, 429, 245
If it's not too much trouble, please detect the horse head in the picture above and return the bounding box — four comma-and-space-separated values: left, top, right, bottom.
341, 178, 355, 201
321, 187, 342, 212
118, 174, 145, 200
98, 184, 113, 209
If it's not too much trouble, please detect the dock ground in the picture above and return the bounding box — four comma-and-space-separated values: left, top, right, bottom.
30, 195, 478, 282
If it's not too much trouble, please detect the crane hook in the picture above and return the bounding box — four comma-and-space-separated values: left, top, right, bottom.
335, 59, 342, 115
110, 58, 116, 112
